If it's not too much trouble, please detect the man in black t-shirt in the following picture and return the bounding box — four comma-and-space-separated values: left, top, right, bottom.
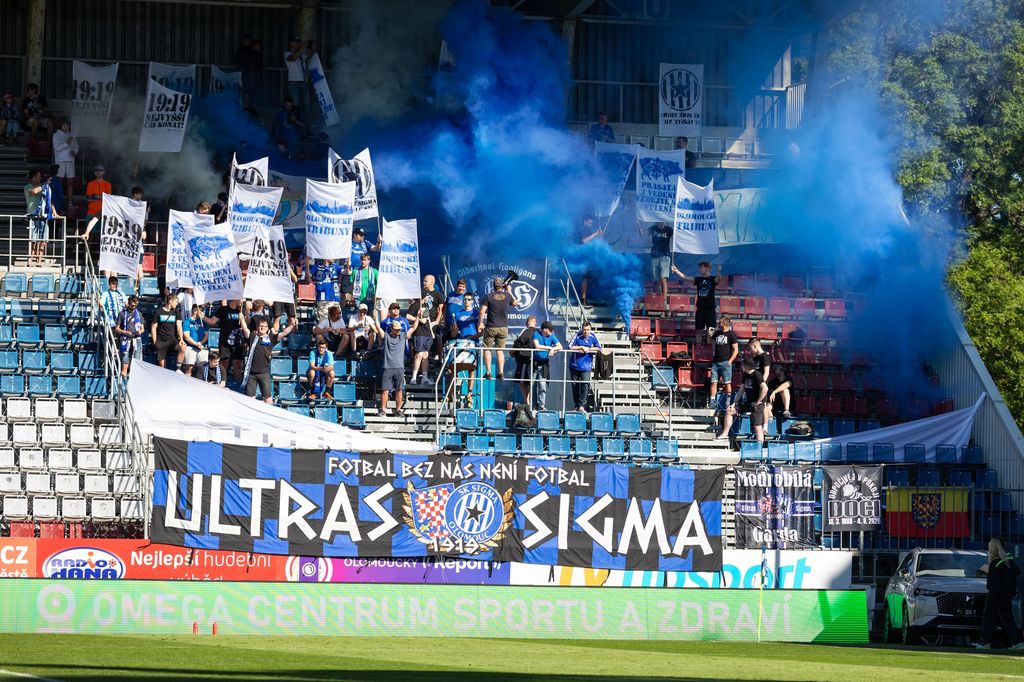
238, 315, 295, 403
648, 222, 674, 304
512, 315, 538, 406
406, 274, 444, 384
718, 358, 768, 443
673, 260, 722, 334
766, 365, 793, 420
747, 339, 771, 377
478, 276, 520, 380
149, 293, 183, 369
205, 300, 244, 381
708, 316, 739, 410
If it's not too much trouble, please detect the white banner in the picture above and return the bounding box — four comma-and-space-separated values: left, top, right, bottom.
635, 147, 687, 222
594, 142, 637, 217
209, 65, 242, 97
658, 63, 703, 137
99, 194, 147, 277
230, 154, 269, 187
269, 171, 310, 229
672, 177, 719, 255
376, 218, 421, 302
139, 78, 191, 153
166, 209, 214, 289
243, 225, 294, 304
307, 53, 339, 127
71, 61, 118, 137
147, 62, 197, 95
509, 550, 853, 590
304, 179, 355, 260
228, 184, 283, 255
328, 147, 379, 221
183, 222, 244, 304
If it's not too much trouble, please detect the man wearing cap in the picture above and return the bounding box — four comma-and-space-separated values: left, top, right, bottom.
381, 316, 418, 417
284, 35, 308, 114
52, 118, 78, 205
78, 165, 112, 241
478, 276, 520, 380
341, 302, 380, 359
380, 302, 410, 337
350, 227, 381, 268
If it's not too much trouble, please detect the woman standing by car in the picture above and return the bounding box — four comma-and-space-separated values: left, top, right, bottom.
976, 538, 1024, 650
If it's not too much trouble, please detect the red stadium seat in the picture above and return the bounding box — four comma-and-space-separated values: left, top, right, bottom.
29, 138, 52, 159
781, 322, 802, 341
296, 282, 315, 302
782, 274, 805, 294
820, 395, 843, 416
793, 298, 816, 318
846, 395, 869, 417
831, 371, 856, 392
795, 347, 817, 365
9, 521, 34, 538
756, 320, 778, 340
811, 272, 836, 296
39, 521, 64, 538
666, 341, 689, 359
640, 342, 664, 363
807, 321, 831, 343
818, 346, 840, 367
644, 292, 666, 315
630, 318, 652, 341
667, 293, 691, 314
694, 343, 713, 363
731, 273, 755, 292
824, 298, 847, 318
876, 396, 897, 418
141, 252, 156, 274
731, 320, 753, 339
719, 296, 741, 316
756, 272, 778, 289
655, 317, 680, 340
744, 296, 766, 317
795, 395, 817, 416
807, 371, 829, 391
678, 364, 705, 389
790, 372, 809, 391
769, 297, 791, 318
770, 343, 794, 363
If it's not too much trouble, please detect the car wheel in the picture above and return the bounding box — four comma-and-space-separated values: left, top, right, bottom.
882, 605, 899, 643
901, 605, 919, 645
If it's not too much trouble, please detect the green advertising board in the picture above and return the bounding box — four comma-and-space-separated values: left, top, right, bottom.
0, 580, 867, 643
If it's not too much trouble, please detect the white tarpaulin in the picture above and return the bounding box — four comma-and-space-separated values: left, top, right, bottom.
658, 63, 703, 137
376, 218, 421, 302
99, 193, 146, 277
147, 62, 196, 94
672, 177, 719, 255
307, 53, 339, 127
808, 394, 984, 462
166, 209, 214, 289
243, 224, 294, 304
183, 221, 244, 304
228, 183, 282, 254
594, 142, 637, 217
305, 179, 355, 260
635, 147, 687, 222
270, 170, 312, 229
128, 361, 435, 453
328, 147, 379, 220
139, 78, 191, 153
209, 65, 242, 97
71, 61, 118, 137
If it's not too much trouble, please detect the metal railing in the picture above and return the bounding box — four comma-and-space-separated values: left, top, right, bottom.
0, 214, 70, 270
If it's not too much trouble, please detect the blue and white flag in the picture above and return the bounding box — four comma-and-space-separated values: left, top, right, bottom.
166, 209, 214, 289
243, 225, 294, 304
228, 183, 282, 254
672, 177, 719, 255
307, 53, 339, 127
376, 218, 421, 302
99, 193, 147, 278
328, 147, 378, 220
594, 142, 637, 217
304, 179, 355, 260
183, 222, 244, 305
209, 65, 242, 97
147, 62, 196, 94
635, 147, 687, 222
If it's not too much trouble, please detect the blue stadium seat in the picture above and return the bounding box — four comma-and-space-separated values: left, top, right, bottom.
22, 350, 46, 373
872, 443, 895, 464
962, 445, 984, 465
341, 406, 365, 429
0, 374, 25, 395
949, 469, 972, 487
297, 356, 311, 376
455, 409, 479, 432
84, 377, 108, 396
563, 411, 587, 434
439, 433, 462, 449
0, 298, 6, 319
918, 468, 941, 487
208, 329, 220, 347
140, 277, 160, 298
767, 441, 790, 461
15, 324, 40, 347
832, 419, 854, 436
64, 300, 89, 321
859, 419, 881, 431
276, 382, 302, 403
819, 442, 842, 462
28, 375, 52, 396
482, 409, 506, 433
973, 491, 988, 512
77, 350, 99, 373
117, 276, 135, 296
313, 405, 337, 423
58, 274, 82, 296
885, 467, 910, 487
548, 435, 571, 456
628, 438, 652, 458
589, 411, 614, 435
288, 332, 311, 352
536, 410, 561, 433
651, 365, 676, 391
44, 325, 68, 347
904, 443, 926, 464
575, 436, 599, 457
331, 358, 347, 378
810, 418, 830, 437
10, 299, 35, 321
978, 469, 998, 489
521, 434, 545, 455
793, 442, 817, 463
601, 436, 626, 459
656, 439, 678, 459
736, 415, 751, 437
4, 273, 28, 295
493, 433, 517, 454
740, 440, 764, 462
333, 382, 357, 404
31, 274, 54, 296
56, 375, 81, 396
287, 404, 309, 417
0, 323, 12, 343
466, 433, 490, 452
846, 442, 869, 463
271, 357, 293, 379
616, 413, 641, 436
69, 326, 92, 347
37, 300, 62, 322
935, 444, 959, 465
0, 349, 18, 372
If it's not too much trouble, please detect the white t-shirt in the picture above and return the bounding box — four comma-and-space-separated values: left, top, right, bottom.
284, 52, 304, 82
348, 314, 376, 338
316, 317, 346, 334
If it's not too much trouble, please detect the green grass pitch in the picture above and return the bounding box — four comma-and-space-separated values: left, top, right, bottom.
1, 635, 1023, 680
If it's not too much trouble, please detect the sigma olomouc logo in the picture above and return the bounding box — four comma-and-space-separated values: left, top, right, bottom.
42, 547, 125, 580
660, 68, 701, 112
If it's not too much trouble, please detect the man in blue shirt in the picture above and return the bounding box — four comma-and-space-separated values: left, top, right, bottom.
306, 257, 340, 321
453, 293, 480, 339
588, 112, 615, 144
180, 304, 209, 378
568, 321, 602, 411
531, 321, 562, 410
349, 227, 381, 268
307, 337, 335, 401
381, 302, 410, 337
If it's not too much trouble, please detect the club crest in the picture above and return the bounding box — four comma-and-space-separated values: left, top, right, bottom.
404, 481, 513, 555
912, 493, 941, 529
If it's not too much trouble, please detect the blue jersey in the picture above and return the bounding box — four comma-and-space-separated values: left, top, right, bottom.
534, 331, 559, 362
350, 239, 368, 268
309, 348, 335, 369
310, 261, 340, 301
454, 308, 479, 338
569, 331, 602, 372
182, 317, 207, 344
382, 315, 410, 334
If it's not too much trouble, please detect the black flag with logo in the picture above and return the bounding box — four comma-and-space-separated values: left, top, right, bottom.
823, 466, 883, 531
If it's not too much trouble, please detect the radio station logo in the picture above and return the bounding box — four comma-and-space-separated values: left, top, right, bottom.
42, 547, 125, 580
285, 556, 334, 583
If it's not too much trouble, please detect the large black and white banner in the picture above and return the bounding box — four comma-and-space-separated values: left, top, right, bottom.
71, 61, 118, 137
209, 65, 242, 97
636, 147, 687, 223
98, 193, 147, 277
183, 222, 244, 304
328, 147, 378, 220
147, 62, 197, 95
734, 466, 815, 550
139, 78, 191, 153
166, 209, 213, 289
305, 179, 355, 260
228, 184, 283, 254
243, 225, 294, 304
823, 466, 882, 531
150, 438, 725, 571
231, 154, 269, 187
658, 63, 703, 137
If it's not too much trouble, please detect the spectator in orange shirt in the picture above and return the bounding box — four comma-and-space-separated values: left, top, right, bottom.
77, 164, 112, 241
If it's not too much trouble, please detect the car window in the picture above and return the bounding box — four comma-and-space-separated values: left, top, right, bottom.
915, 553, 987, 578
897, 553, 915, 575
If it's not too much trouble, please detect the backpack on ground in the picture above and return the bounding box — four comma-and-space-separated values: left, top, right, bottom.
511, 403, 536, 430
